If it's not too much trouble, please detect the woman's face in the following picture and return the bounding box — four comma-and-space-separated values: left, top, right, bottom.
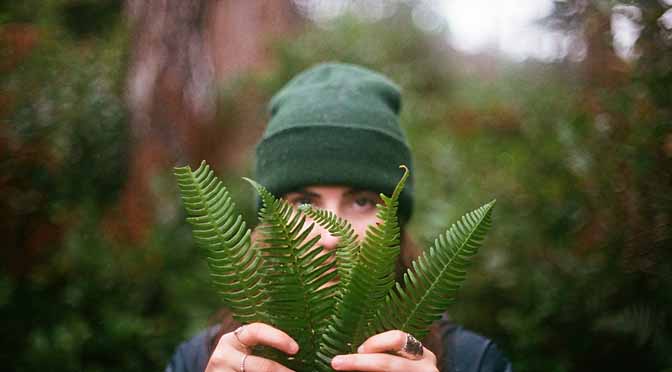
283, 185, 383, 250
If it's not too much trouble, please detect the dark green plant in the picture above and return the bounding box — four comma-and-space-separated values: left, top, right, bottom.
174, 161, 495, 371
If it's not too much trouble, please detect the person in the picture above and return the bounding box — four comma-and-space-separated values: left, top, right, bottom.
166, 62, 512, 372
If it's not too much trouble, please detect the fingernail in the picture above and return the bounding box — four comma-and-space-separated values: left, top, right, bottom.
290, 342, 299, 354
357, 345, 364, 353
331, 356, 344, 369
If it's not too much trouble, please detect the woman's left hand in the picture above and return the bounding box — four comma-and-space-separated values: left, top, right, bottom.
330, 330, 438, 372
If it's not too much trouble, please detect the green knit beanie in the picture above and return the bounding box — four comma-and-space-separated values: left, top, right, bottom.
255, 62, 414, 221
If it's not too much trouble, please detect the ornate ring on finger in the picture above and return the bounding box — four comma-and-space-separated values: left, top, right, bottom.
396, 333, 424, 360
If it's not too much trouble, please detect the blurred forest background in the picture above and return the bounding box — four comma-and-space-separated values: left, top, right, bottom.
1, 1, 671, 371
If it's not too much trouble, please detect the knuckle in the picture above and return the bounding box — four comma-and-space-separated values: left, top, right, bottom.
206, 353, 227, 367
380, 358, 397, 371
425, 349, 438, 363
246, 323, 264, 338
246, 322, 261, 332
256, 358, 277, 372
393, 330, 407, 346
216, 334, 237, 350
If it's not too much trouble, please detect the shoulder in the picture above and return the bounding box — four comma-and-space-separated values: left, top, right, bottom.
439, 319, 512, 372
165, 326, 220, 372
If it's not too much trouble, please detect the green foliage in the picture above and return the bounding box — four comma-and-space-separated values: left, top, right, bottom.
373, 200, 496, 340
247, 178, 338, 369
299, 204, 359, 288
174, 162, 266, 323
1, 5, 218, 371
175, 162, 495, 371
265, 7, 672, 371
313, 166, 410, 370
6, 1, 672, 371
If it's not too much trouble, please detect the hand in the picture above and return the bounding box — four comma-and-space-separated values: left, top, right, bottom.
331, 330, 438, 372
205, 322, 299, 372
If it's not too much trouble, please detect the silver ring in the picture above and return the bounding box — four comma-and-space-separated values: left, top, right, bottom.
397, 333, 424, 360
240, 353, 248, 372
234, 326, 249, 349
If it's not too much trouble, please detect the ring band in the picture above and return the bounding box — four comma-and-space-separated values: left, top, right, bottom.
234, 326, 249, 349
397, 333, 424, 360
240, 353, 248, 372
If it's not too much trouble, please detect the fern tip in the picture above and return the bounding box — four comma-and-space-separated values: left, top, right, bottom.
391, 164, 410, 200
174, 160, 209, 175
242, 177, 261, 189
173, 164, 192, 173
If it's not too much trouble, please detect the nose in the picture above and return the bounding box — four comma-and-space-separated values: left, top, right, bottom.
312, 219, 339, 251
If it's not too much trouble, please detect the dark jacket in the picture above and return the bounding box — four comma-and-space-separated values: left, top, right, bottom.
165, 318, 512, 372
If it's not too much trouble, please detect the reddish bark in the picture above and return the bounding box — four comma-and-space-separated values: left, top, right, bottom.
114, 0, 301, 243
0, 24, 40, 73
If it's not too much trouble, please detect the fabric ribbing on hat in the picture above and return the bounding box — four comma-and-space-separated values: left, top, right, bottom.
254, 62, 414, 221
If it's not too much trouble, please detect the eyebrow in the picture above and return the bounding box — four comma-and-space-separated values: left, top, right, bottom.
289, 189, 321, 198
290, 188, 380, 199
345, 188, 371, 196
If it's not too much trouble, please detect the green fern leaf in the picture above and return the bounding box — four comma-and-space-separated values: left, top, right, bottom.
175, 161, 497, 372
174, 161, 267, 323
299, 205, 359, 289
245, 178, 337, 371
373, 200, 496, 340
315, 166, 410, 370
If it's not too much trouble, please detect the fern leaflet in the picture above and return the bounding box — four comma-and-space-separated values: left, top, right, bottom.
174, 161, 496, 372
245, 178, 337, 370
373, 200, 496, 339
299, 205, 359, 289
174, 161, 266, 323
315, 166, 409, 369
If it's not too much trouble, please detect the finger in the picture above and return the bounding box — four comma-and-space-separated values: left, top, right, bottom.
226, 323, 299, 355
357, 330, 408, 354
245, 354, 297, 372
357, 330, 436, 364
331, 353, 417, 372
206, 349, 296, 372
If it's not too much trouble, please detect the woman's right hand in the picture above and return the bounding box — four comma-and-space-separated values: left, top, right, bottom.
205, 322, 299, 372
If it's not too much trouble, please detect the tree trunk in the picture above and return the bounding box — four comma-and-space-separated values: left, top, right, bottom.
113, 0, 299, 242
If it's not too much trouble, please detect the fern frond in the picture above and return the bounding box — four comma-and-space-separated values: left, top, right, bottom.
174, 161, 267, 323
245, 178, 337, 371
373, 200, 496, 340
315, 166, 410, 369
176, 160, 497, 372
299, 204, 359, 289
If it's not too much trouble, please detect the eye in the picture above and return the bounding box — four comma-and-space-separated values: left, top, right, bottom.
285, 192, 316, 207
349, 192, 380, 211
294, 197, 313, 206
354, 196, 375, 207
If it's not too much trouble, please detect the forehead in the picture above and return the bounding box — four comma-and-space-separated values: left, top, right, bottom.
285, 185, 378, 198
